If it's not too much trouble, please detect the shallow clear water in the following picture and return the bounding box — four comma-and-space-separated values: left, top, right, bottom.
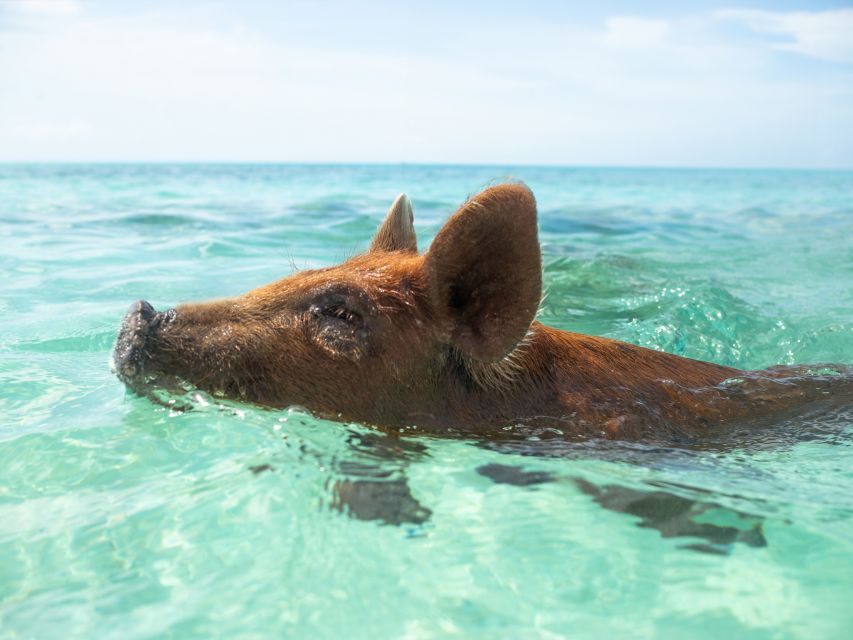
1, 164, 852, 638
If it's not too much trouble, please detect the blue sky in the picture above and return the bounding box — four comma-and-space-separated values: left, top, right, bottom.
1, 0, 852, 167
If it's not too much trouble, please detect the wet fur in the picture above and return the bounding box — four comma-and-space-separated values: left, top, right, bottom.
117, 184, 852, 442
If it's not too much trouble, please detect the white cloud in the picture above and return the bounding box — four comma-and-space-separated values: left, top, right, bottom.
0, 5, 850, 166
604, 17, 671, 47
0, 14, 514, 162
716, 8, 853, 63
6, 0, 81, 15
2, 121, 92, 140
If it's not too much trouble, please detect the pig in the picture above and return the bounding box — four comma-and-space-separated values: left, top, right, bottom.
113, 183, 851, 442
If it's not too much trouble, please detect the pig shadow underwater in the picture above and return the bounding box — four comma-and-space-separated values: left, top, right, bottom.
113, 183, 853, 553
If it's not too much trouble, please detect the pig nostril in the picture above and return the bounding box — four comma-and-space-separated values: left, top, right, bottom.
114, 299, 171, 385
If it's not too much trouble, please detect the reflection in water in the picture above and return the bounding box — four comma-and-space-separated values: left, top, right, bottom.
321, 453, 769, 554
477, 463, 766, 554
328, 432, 433, 525
573, 478, 767, 555
476, 463, 555, 487
330, 475, 432, 526
252, 396, 849, 550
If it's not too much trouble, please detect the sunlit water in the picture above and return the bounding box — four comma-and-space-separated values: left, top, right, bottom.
1, 164, 852, 638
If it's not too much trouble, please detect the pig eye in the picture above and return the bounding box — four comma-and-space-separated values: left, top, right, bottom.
308, 297, 368, 358
321, 304, 360, 324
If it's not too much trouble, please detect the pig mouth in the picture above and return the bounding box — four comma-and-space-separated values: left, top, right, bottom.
112, 300, 188, 403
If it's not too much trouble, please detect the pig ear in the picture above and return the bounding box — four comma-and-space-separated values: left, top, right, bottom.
369, 193, 418, 253
425, 183, 542, 362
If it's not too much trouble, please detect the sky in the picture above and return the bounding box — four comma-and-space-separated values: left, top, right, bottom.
1, 0, 852, 167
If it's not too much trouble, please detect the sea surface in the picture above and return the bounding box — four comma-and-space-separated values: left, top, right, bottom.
1, 164, 852, 639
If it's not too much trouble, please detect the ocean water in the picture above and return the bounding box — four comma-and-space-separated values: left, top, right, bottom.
1, 163, 852, 639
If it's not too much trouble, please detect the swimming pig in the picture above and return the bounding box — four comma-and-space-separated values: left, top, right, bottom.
113, 184, 850, 441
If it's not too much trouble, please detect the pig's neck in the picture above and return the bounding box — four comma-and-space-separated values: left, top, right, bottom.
404, 322, 740, 437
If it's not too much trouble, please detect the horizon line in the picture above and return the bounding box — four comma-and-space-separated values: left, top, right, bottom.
1, 160, 852, 172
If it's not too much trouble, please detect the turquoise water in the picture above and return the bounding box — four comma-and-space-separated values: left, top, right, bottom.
1, 164, 852, 638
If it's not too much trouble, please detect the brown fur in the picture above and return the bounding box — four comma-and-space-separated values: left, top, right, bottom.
115, 184, 851, 442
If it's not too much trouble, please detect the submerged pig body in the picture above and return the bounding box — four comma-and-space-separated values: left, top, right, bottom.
114, 184, 850, 441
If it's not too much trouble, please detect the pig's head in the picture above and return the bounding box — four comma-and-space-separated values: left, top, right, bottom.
113, 183, 542, 427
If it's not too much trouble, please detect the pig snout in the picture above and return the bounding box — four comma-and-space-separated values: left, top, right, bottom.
113, 299, 173, 384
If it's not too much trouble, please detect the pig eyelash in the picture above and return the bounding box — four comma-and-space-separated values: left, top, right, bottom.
323, 304, 360, 324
